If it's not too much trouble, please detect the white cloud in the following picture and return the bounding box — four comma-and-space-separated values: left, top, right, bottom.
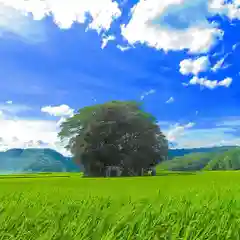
179, 56, 210, 75
0, 117, 58, 151
140, 89, 156, 100
173, 124, 240, 149
121, 0, 224, 54
191, 77, 218, 89
218, 77, 232, 87
179, 54, 232, 89
232, 42, 240, 51
0, 103, 76, 156
162, 117, 240, 149
211, 57, 225, 72
0, 103, 32, 115
0, 0, 121, 41
189, 76, 232, 89
0, 103, 71, 155
0, 3, 47, 43
166, 97, 174, 104
209, 0, 240, 21
211, 53, 231, 72
6, 100, 13, 104
166, 122, 195, 142
185, 122, 195, 128
182, 82, 189, 87
116, 44, 131, 52
101, 35, 115, 49
41, 104, 74, 117
163, 121, 236, 149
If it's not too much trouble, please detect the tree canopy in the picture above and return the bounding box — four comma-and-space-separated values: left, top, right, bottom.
58, 101, 168, 177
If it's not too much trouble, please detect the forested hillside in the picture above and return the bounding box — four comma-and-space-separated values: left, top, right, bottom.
168, 146, 236, 159
158, 147, 240, 171
0, 148, 80, 173
204, 148, 240, 170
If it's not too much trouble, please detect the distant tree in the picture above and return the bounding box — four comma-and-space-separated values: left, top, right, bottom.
58, 101, 168, 177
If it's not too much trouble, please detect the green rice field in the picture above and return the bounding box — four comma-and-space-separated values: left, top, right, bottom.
1, 171, 240, 239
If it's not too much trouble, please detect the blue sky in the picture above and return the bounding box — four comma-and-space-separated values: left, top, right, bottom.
0, 0, 240, 154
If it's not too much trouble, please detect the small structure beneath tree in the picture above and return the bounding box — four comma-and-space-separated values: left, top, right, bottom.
141, 167, 156, 176
105, 166, 123, 177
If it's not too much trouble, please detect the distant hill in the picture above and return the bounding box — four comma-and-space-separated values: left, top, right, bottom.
0, 148, 80, 174
168, 146, 237, 159
204, 148, 240, 170
157, 152, 217, 171
158, 146, 240, 171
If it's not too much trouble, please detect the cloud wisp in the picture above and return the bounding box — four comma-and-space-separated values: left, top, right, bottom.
140, 89, 156, 100
166, 97, 174, 104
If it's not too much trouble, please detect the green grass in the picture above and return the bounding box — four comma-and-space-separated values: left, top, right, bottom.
1, 171, 240, 239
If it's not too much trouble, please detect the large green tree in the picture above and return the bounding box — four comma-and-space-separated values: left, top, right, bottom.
58, 101, 168, 177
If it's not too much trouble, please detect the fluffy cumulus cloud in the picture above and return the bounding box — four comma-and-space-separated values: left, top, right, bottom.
179, 54, 232, 89
0, 0, 121, 42
1, 0, 239, 52
41, 104, 74, 117
179, 56, 210, 75
188, 76, 232, 89
2, 0, 239, 53
121, 0, 226, 54
41, 104, 75, 138
209, 0, 240, 20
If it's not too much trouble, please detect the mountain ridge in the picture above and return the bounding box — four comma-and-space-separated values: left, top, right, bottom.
158, 146, 240, 171
0, 148, 80, 174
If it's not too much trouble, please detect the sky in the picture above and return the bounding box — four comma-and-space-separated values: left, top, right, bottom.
0, 0, 240, 155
